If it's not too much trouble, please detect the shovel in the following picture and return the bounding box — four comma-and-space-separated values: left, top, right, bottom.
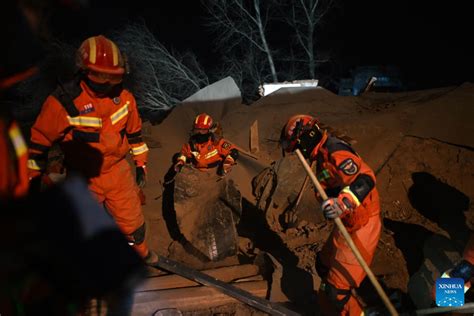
283, 161, 315, 229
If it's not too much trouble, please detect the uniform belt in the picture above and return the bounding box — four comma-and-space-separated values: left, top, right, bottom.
206, 161, 221, 168
195, 161, 221, 169
72, 130, 100, 143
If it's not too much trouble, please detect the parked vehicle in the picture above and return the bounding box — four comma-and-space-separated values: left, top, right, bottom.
338, 66, 404, 96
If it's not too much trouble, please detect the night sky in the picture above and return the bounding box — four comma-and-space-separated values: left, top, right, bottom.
49, 0, 472, 90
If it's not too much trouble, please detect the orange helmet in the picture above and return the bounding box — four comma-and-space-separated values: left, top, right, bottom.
280, 114, 322, 154
76, 35, 125, 84
194, 113, 214, 131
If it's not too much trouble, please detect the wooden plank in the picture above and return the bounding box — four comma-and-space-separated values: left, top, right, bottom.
136, 264, 259, 292
234, 275, 264, 283
132, 281, 268, 316
233, 144, 259, 160
416, 302, 474, 315
153, 256, 300, 316
250, 120, 260, 153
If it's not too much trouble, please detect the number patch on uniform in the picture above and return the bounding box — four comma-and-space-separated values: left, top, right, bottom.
222, 142, 231, 149
338, 158, 359, 175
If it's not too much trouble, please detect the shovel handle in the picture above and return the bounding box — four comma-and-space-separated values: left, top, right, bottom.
293, 161, 315, 212
295, 149, 398, 316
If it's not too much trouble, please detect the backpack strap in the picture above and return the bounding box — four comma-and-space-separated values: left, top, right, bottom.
51, 77, 82, 117
325, 136, 357, 156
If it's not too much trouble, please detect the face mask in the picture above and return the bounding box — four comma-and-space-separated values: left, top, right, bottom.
193, 133, 211, 144
85, 78, 119, 96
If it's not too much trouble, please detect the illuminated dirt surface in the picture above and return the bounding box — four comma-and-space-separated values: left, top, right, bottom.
138, 83, 474, 314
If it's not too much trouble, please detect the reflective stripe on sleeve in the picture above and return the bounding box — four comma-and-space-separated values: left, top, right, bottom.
8, 125, 27, 157
341, 186, 361, 207
110, 102, 130, 125
27, 159, 44, 171
131, 143, 149, 156
67, 116, 102, 127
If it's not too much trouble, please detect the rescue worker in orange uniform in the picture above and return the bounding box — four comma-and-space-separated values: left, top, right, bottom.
174, 113, 239, 175
27, 35, 158, 265
280, 114, 381, 316
0, 1, 42, 200
2, 5, 146, 315
0, 112, 29, 200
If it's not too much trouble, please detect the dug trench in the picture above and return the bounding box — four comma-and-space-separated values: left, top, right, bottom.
159, 140, 472, 315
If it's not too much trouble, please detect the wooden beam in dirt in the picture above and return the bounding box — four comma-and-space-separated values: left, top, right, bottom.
250, 120, 260, 153
233, 144, 260, 160
132, 281, 268, 315
154, 256, 300, 316
136, 264, 259, 292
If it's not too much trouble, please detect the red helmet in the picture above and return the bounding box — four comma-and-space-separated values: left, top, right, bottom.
76, 35, 125, 84
280, 114, 321, 153
194, 113, 214, 131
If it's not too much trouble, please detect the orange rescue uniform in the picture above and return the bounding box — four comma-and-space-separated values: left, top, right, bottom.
28, 80, 150, 257
312, 133, 381, 316
177, 136, 237, 170
0, 119, 29, 200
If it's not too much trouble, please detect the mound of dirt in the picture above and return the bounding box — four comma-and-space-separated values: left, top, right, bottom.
140, 82, 474, 313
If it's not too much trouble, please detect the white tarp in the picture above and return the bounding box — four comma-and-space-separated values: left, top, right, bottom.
258, 79, 319, 97
182, 76, 241, 104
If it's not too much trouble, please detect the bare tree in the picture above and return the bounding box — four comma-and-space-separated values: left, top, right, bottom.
214, 44, 273, 102
282, 0, 335, 79
10, 39, 78, 124
112, 23, 209, 112
203, 0, 279, 83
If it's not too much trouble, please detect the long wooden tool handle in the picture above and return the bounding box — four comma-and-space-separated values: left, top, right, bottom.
295, 149, 398, 316
293, 161, 315, 213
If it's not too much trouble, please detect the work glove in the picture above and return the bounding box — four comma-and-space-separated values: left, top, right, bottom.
136, 165, 147, 188
321, 193, 355, 220
174, 160, 185, 173
322, 198, 345, 219
223, 162, 233, 174
220, 155, 235, 176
